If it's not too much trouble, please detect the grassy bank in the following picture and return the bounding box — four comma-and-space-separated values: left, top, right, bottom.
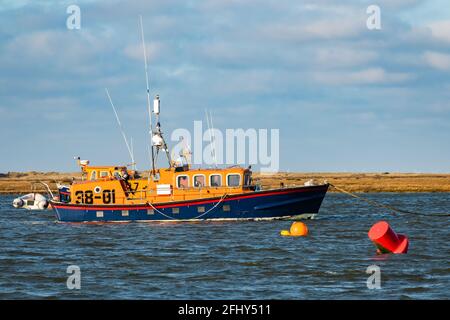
1, 171, 449, 194
254, 172, 450, 193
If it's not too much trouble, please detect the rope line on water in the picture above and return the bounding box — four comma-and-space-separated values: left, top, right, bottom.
329, 183, 450, 217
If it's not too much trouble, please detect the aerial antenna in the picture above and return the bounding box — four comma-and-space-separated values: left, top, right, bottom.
205, 109, 212, 165
205, 109, 218, 168
130, 137, 135, 170
105, 88, 136, 169
139, 15, 156, 175
209, 109, 218, 167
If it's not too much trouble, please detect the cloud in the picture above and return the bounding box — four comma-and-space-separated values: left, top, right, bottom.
262, 18, 364, 42
1, 0, 450, 172
314, 47, 378, 68
3, 29, 108, 71
423, 51, 450, 71
376, 0, 421, 9
0, 0, 30, 11
312, 68, 415, 85
429, 101, 450, 113
427, 20, 450, 44
5, 30, 59, 57
343, 111, 378, 123
124, 42, 164, 62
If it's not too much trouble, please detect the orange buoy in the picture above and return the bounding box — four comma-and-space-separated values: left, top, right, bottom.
368, 221, 408, 254
281, 221, 308, 237
290, 221, 308, 236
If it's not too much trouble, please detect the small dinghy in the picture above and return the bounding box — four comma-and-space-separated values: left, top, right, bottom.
13, 193, 49, 210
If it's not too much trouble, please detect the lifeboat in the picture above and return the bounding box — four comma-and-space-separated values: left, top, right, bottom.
49, 19, 329, 222
50, 84, 329, 224
50, 160, 329, 222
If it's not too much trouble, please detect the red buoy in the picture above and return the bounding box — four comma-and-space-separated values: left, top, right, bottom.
368, 221, 409, 254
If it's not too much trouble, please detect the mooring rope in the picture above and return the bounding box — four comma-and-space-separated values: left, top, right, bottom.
192, 193, 228, 219
329, 183, 450, 217
146, 193, 228, 220
146, 201, 178, 220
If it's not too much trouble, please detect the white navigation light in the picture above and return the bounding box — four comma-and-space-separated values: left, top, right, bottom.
152, 134, 163, 147
79, 160, 90, 166
153, 95, 160, 115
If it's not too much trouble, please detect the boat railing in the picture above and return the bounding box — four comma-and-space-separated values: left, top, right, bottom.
112, 185, 245, 204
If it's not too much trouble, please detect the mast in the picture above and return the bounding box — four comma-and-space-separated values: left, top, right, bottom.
139, 15, 156, 175
205, 109, 218, 168
139, 16, 172, 175
153, 95, 172, 166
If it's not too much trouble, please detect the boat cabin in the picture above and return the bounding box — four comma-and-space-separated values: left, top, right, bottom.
82, 165, 130, 181
70, 162, 254, 205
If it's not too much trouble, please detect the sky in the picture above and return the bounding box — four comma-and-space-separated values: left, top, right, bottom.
0, 0, 450, 173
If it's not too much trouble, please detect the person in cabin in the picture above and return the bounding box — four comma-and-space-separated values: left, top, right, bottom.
194, 175, 205, 188
179, 176, 189, 188
211, 175, 221, 187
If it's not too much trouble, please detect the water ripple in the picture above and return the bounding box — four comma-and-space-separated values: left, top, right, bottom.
0, 193, 449, 299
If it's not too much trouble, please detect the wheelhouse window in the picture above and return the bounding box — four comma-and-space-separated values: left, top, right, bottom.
227, 174, 241, 187
100, 171, 109, 178
177, 175, 189, 188
210, 174, 222, 187
193, 175, 205, 188
90, 171, 97, 181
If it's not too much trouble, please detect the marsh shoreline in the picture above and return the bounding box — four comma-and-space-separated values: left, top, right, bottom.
1, 171, 449, 194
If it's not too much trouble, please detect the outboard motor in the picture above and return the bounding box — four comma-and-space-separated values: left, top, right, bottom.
12, 198, 25, 208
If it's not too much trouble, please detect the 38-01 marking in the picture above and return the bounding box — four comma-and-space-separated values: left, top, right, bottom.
75, 189, 116, 204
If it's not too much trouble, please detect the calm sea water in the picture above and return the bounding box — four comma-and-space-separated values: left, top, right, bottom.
0, 193, 448, 300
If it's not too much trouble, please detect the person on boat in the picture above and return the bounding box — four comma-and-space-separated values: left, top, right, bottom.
120, 168, 129, 180
194, 175, 205, 188
178, 176, 189, 188
120, 168, 132, 192
133, 171, 141, 179
174, 155, 189, 172
211, 175, 221, 187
